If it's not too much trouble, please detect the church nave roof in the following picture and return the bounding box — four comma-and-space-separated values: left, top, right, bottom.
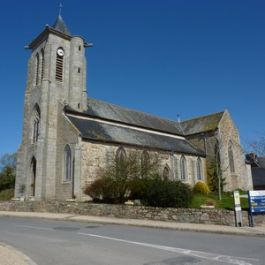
84, 98, 184, 136
66, 113, 204, 156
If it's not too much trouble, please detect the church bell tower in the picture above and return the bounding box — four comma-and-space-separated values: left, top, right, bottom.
26, 14, 91, 110
15, 13, 92, 200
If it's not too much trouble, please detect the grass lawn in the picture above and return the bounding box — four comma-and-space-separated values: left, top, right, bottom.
191, 191, 249, 210
0, 189, 14, 201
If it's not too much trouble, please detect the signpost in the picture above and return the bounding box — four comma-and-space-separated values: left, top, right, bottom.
248, 190, 265, 227
233, 190, 243, 227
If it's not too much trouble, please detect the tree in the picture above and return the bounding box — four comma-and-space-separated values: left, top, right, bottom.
207, 135, 228, 200
0, 153, 16, 171
207, 158, 226, 194
0, 166, 16, 191
84, 150, 160, 203
0, 153, 17, 193
248, 135, 265, 156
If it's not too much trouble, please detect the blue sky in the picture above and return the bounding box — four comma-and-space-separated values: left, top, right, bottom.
0, 0, 264, 157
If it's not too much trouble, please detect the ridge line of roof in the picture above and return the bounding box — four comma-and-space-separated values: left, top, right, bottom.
181, 111, 225, 124
87, 97, 181, 126
65, 106, 184, 137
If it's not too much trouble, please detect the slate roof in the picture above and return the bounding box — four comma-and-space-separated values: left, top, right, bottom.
246, 154, 265, 168
252, 168, 265, 187
82, 98, 184, 136
180, 112, 224, 135
66, 114, 204, 156
257, 157, 265, 168
27, 15, 72, 49
52, 15, 71, 36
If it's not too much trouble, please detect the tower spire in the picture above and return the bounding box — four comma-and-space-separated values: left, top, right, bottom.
52, 2, 71, 36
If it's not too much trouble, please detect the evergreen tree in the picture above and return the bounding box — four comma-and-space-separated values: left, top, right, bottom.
207, 158, 226, 193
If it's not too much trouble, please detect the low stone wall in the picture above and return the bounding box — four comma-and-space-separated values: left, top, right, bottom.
0, 201, 264, 226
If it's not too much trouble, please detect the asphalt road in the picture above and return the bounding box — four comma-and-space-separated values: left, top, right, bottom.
0, 217, 264, 265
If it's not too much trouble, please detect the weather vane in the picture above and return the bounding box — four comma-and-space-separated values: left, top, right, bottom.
59, 2, 63, 16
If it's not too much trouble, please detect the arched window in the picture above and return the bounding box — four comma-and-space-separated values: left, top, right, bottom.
197, 158, 202, 180
41, 49, 45, 82
32, 104, 40, 143
228, 142, 235, 173
180, 155, 187, 180
163, 165, 170, 180
174, 157, 179, 180
116, 147, 126, 164
191, 159, 195, 181
35, 53, 40, 85
64, 145, 72, 181
56, 47, 64, 82
141, 150, 150, 178
116, 147, 126, 177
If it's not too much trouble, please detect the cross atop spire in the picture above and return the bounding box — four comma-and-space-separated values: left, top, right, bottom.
59, 2, 63, 16
52, 3, 71, 36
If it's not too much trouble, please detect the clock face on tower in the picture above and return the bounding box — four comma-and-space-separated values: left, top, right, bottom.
57, 48, 64, 57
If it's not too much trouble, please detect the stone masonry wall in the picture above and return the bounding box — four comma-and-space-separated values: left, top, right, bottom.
186, 112, 253, 192
80, 141, 207, 201
55, 108, 80, 201
1, 201, 265, 226
218, 111, 253, 191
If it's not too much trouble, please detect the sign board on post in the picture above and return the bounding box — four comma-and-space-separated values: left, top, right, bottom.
248, 190, 265, 227
233, 190, 242, 227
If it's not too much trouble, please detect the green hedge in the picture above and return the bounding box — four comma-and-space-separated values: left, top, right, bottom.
85, 177, 193, 208
145, 179, 192, 208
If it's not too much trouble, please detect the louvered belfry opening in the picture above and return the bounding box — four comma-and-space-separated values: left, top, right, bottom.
41, 49, 45, 82
35, 53, 39, 85
56, 50, 64, 82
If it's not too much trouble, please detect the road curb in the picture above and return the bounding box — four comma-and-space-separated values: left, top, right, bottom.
0, 211, 264, 237
68, 215, 265, 237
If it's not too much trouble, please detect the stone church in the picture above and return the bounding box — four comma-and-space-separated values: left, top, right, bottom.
15, 15, 253, 201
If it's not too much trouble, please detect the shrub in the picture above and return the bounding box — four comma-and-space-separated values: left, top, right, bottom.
145, 179, 192, 208
193, 181, 210, 194
0, 166, 15, 192
84, 176, 132, 204
0, 189, 14, 201
128, 178, 148, 201
205, 198, 216, 206
84, 178, 118, 203
128, 174, 160, 201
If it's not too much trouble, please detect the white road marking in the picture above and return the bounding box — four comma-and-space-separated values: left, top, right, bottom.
78, 232, 258, 265
15, 224, 259, 265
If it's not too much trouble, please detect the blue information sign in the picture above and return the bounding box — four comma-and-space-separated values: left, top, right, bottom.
248, 190, 265, 213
